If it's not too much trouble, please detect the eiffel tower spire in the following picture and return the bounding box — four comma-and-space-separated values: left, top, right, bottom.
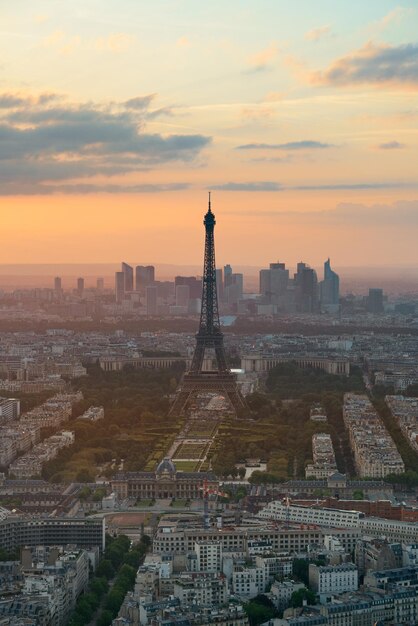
169, 195, 249, 417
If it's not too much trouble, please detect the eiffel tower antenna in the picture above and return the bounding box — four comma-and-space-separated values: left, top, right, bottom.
169, 195, 249, 417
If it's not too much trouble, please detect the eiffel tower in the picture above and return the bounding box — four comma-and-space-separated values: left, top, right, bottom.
169, 194, 249, 417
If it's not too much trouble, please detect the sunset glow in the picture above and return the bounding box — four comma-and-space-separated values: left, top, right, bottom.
1, 1, 417, 266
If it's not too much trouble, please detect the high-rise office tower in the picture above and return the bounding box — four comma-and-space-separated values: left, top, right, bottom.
224, 264, 232, 288
77, 277, 84, 297
121, 262, 134, 292
96, 277, 104, 291
54, 276, 62, 292
269, 262, 289, 297
135, 265, 155, 292
225, 272, 243, 306
367, 288, 384, 313
175, 284, 190, 307
259, 263, 289, 300
115, 271, 125, 304
295, 263, 319, 313
175, 276, 202, 300
146, 285, 158, 315
320, 258, 340, 309
215, 268, 224, 303
259, 269, 271, 297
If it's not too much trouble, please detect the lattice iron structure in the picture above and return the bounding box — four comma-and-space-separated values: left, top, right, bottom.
169, 194, 249, 417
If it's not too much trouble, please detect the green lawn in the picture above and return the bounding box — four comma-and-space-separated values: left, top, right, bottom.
173, 460, 200, 471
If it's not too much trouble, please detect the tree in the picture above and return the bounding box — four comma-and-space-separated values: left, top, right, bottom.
244, 595, 278, 626
105, 588, 125, 615
90, 577, 109, 597
74, 597, 94, 622
96, 610, 113, 626
290, 588, 316, 608
76, 468, 95, 483
293, 558, 309, 585
96, 559, 115, 579
238, 466, 246, 479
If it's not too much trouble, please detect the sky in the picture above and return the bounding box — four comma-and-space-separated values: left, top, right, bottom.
1, 0, 418, 268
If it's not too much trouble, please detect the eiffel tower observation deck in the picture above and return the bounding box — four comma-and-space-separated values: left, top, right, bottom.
169, 194, 249, 417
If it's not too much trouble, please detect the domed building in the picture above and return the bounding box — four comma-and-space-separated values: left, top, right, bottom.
112, 458, 218, 501
156, 458, 177, 478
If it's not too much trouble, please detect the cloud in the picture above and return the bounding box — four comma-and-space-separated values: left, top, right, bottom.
236, 140, 333, 150
263, 91, 285, 102
33, 14, 49, 24
234, 200, 418, 228
94, 33, 135, 53
210, 182, 283, 192
247, 43, 278, 73
0, 182, 190, 196
0, 94, 30, 108
209, 181, 416, 193
239, 105, 275, 121
124, 94, 157, 110
313, 42, 418, 89
293, 182, 415, 191
0, 91, 211, 195
41, 30, 134, 56
377, 141, 405, 150
305, 25, 331, 42
42, 30, 65, 47
0, 92, 62, 109
246, 156, 292, 163
378, 7, 413, 30
176, 37, 190, 47
146, 107, 176, 119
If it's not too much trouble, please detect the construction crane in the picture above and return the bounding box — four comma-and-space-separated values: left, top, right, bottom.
199, 479, 229, 529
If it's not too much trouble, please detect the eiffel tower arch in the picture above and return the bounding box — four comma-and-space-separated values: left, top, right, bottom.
169, 194, 249, 417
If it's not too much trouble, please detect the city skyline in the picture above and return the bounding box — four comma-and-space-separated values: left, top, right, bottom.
1, 1, 418, 266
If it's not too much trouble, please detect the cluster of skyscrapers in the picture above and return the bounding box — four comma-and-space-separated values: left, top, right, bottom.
113, 262, 245, 316
259, 258, 340, 314
48, 260, 394, 319
115, 263, 155, 304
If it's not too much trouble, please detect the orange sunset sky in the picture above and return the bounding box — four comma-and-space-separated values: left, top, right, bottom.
1, 1, 418, 267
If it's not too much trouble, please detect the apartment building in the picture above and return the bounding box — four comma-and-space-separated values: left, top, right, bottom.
309, 563, 358, 597
343, 393, 404, 478
305, 433, 337, 479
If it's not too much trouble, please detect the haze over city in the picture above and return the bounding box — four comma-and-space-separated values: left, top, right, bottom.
1, 0, 418, 267
2, 4, 418, 626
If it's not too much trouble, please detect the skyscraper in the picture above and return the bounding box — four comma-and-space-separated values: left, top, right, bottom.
215, 268, 224, 303
54, 276, 62, 292
115, 271, 125, 304
259, 262, 289, 302
295, 263, 319, 313
175, 276, 202, 300
146, 286, 158, 315
122, 262, 134, 292
77, 277, 84, 297
367, 288, 384, 313
175, 284, 190, 308
320, 258, 340, 311
259, 269, 271, 297
224, 264, 232, 288
135, 265, 155, 292
226, 273, 243, 305
96, 277, 104, 291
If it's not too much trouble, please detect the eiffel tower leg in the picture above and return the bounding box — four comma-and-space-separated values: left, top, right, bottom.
214, 341, 228, 371
168, 389, 193, 417
190, 341, 205, 373
225, 389, 250, 417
